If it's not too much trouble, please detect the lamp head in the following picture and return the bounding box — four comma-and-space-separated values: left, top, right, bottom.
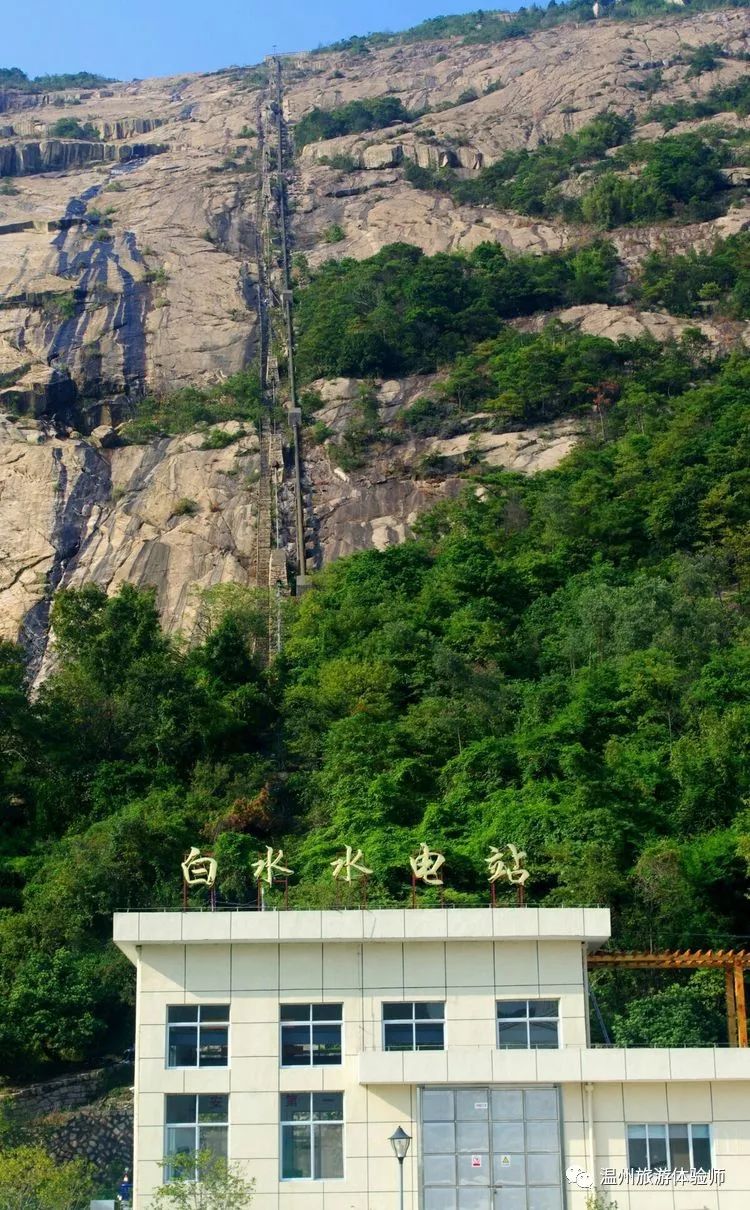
390, 1126, 411, 1161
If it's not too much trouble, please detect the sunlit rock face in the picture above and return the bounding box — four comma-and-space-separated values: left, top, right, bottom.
0, 5, 748, 660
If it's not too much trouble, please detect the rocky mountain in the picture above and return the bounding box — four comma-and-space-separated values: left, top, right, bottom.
1, 2, 749, 665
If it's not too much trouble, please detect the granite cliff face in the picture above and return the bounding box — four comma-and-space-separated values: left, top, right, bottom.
1, 5, 749, 660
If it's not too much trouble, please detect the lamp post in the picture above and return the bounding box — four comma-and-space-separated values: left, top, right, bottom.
390, 1126, 412, 1210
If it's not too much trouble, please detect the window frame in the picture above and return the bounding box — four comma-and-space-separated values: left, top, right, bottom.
280, 1091, 345, 1182
280, 1002, 343, 1068
626, 1123, 712, 1173
165, 1003, 230, 1069
382, 1001, 445, 1052
163, 1093, 229, 1181
496, 998, 561, 1050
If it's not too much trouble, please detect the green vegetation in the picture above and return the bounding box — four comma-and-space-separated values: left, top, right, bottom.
0, 1144, 97, 1209
47, 118, 100, 140
1, 328, 750, 1070
155, 1151, 255, 1210
0, 68, 115, 93
295, 240, 619, 379
636, 231, 750, 316
294, 95, 415, 149
316, 0, 749, 53
647, 75, 750, 125
400, 324, 709, 432
119, 370, 263, 442
43, 293, 78, 320
407, 116, 737, 226
171, 498, 199, 517
323, 223, 345, 243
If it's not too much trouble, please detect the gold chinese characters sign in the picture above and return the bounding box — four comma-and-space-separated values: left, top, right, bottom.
180, 842, 530, 909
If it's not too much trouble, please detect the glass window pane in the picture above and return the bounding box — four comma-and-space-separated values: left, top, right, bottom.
198, 1095, 228, 1123
491, 1090, 522, 1120
313, 1092, 343, 1121
492, 1123, 523, 1153
166, 1095, 196, 1125
168, 1027, 197, 1068
527, 1153, 560, 1184
494, 1190, 524, 1210
668, 1124, 690, 1171
529, 1021, 559, 1049
456, 1091, 489, 1120
526, 1121, 557, 1151
385, 1023, 414, 1051
168, 1006, 198, 1023
281, 1093, 311, 1122
312, 1003, 342, 1021
528, 1190, 562, 1210
627, 1125, 648, 1170
199, 1004, 229, 1022
199, 1027, 228, 1067
281, 1004, 311, 1022
457, 1121, 489, 1153
424, 1122, 456, 1154
529, 1001, 558, 1019
311, 1024, 342, 1065
282, 1025, 311, 1066
492, 1153, 525, 1186
524, 1090, 557, 1121
424, 1154, 455, 1185
458, 1187, 490, 1210
498, 1022, 528, 1049
457, 1185, 491, 1210
457, 1153, 489, 1187
315, 1122, 343, 1178
691, 1124, 711, 1170
415, 1023, 444, 1050
423, 1090, 455, 1121
199, 1125, 228, 1161
416, 1002, 444, 1020
166, 1125, 196, 1176
426, 1189, 456, 1210
384, 1003, 411, 1020
497, 1001, 526, 1020
166, 1125, 195, 1155
648, 1124, 668, 1170
282, 1124, 311, 1178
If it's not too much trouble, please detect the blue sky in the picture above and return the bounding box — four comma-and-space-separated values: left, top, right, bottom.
7, 0, 521, 81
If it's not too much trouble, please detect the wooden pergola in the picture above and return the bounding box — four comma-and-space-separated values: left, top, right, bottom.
587, 949, 750, 1048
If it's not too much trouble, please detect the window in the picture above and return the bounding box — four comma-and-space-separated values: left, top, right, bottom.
627, 1124, 712, 1172
497, 1000, 559, 1049
164, 1094, 228, 1179
281, 1092, 344, 1180
280, 1004, 342, 1067
383, 1002, 444, 1051
166, 1004, 229, 1067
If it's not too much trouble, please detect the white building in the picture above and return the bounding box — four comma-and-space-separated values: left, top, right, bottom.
113, 907, 750, 1209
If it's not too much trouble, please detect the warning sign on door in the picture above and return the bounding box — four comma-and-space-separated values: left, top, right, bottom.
500, 1155, 511, 1168
470, 1155, 482, 1168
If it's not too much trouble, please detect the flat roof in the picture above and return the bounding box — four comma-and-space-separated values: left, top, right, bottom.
113, 907, 611, 963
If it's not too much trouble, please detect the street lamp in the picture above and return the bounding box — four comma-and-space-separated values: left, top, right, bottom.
390, 1126, 412, 1210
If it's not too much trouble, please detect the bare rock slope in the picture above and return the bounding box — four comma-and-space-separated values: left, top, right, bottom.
0, 5, 749, 655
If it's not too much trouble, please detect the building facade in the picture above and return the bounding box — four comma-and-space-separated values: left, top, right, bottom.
114, 907, 750, 1210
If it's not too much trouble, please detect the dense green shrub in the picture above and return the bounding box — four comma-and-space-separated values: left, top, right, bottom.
120, 370, 263, 440
636, 232, 750, 316
294, 95, 415, 148
408, 119, 733, 227
47, 118, 100, 140
295, 240, 619, 379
